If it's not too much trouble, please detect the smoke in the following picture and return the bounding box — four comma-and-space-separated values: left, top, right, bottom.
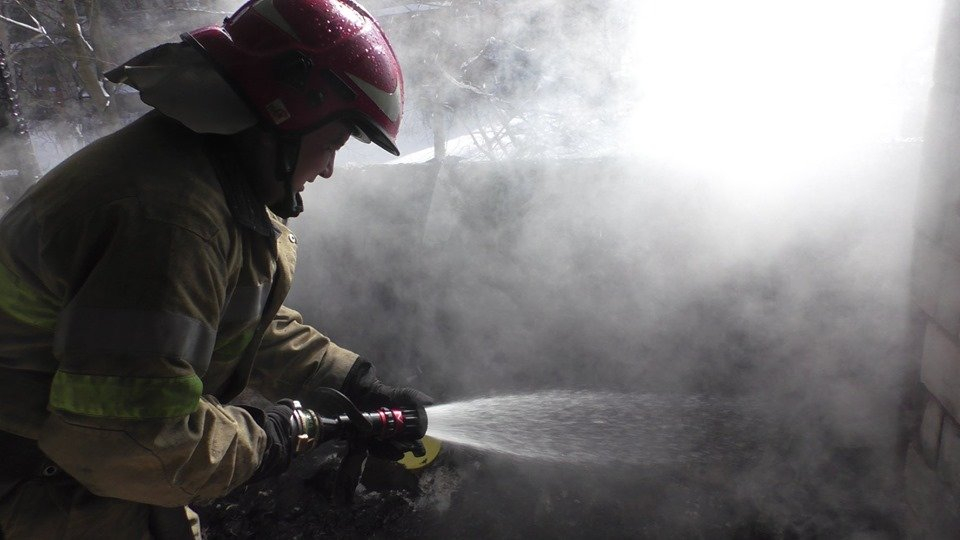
8, 0, 943, 535
287, 0, 940, 536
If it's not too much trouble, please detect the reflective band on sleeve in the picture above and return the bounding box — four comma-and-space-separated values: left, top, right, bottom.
49, 371, 202, 419
0, 259, 58, 330
54, 305, 216, 374
221, 283, 270, 324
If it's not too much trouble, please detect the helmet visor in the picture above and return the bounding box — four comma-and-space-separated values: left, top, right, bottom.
350, 114, 400, 156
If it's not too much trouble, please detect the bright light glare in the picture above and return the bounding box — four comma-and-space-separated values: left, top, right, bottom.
622, 0, 941, 193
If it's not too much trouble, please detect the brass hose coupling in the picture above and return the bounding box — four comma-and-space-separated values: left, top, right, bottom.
287, 400, 321, 455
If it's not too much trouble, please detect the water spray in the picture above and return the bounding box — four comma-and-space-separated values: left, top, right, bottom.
297, 388, 755, 501
422, 390, 757, 465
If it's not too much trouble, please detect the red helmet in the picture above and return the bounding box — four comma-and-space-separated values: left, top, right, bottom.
183, 0, 404, 156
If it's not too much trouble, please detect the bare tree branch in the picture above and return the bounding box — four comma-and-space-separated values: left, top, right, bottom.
0, 13, 44, 35
11, 0, 52, 29
73, 22, 91, 52
57, 0, 108, 110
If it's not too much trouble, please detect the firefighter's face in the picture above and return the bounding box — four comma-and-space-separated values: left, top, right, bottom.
290, 121, 353, 192
252, 121, 353, 205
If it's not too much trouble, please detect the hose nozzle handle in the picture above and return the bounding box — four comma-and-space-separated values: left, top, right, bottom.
361, 404, 428, 441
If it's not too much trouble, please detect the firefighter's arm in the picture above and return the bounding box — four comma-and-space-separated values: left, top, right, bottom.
36, 202, 267, 507
249, 308, 433, 461
248, 305, 359, 405
38, 397, 265, 506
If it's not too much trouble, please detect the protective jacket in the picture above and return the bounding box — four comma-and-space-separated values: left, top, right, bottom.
0, 113, 358, 511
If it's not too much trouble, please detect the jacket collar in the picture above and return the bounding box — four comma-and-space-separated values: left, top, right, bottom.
203, 135, 276, 238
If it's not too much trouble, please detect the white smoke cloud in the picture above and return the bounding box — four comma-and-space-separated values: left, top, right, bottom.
293, 1, 941, 535
8, 0, 946, 535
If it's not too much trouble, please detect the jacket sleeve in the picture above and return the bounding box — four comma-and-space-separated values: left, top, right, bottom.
36, 198, 267, 507
248, 305, 359, 407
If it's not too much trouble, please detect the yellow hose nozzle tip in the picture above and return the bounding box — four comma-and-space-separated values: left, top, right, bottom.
399, 435, 442, 470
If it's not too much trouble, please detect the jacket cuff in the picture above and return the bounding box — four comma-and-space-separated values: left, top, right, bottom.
340, 357, 375, 402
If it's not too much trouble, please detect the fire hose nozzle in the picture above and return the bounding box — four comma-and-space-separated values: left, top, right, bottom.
287, 389, 434, 503
288, 392, 428, 455
360, 404, 428, 441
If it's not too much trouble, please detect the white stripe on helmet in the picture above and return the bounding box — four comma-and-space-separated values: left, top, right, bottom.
346, 72, 401, 122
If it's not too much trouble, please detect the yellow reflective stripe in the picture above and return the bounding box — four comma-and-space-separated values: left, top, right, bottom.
55, 305, 216, 375
0, 259, 57, 330
49, 371, 202, 419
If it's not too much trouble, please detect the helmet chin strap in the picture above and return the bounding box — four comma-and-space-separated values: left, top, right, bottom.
269, 134, 304, 219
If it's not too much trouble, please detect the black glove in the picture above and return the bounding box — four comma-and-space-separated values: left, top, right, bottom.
342, 358, 434, 460
241, 402, 296, 484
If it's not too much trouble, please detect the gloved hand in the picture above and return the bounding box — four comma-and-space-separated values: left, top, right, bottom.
240, 401, 296, 484
342, 358, 434, 461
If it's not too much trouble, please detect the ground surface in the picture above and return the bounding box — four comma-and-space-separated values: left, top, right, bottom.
197, 440, 904, 539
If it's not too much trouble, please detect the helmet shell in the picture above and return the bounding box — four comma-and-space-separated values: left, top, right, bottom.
184, 0, 403, 155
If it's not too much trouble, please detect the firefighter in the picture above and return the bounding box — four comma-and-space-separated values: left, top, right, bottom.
0, 1, 430, 538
